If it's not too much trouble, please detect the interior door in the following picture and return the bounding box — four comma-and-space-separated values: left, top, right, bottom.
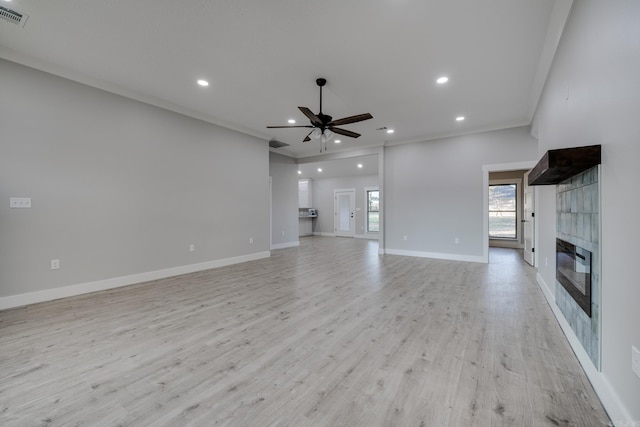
334, 189, 355, 237
523, 170, 535, 266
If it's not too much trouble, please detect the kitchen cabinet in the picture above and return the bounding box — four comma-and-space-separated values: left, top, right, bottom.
298, 179, 313, 208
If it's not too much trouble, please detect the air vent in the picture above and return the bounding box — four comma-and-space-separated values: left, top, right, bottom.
0, 6, 28, 26
268, 139, 290, 149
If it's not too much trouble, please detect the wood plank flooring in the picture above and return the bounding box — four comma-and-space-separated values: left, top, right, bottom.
0, 237, 611, 426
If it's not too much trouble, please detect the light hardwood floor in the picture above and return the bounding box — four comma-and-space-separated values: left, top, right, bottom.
0, 237, 610, 426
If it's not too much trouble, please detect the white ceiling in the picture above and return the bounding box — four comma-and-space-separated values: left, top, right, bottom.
0, 0, 570, 159
297, 155, 378, 180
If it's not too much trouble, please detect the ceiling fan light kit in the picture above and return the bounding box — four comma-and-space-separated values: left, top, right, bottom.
267, 78, 373, 152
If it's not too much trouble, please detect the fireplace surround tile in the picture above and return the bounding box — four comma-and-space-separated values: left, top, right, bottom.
555, 165, 600, 369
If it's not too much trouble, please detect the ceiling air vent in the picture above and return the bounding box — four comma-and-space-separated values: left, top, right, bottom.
269, 139, 290, 149
0, 6, 28, 26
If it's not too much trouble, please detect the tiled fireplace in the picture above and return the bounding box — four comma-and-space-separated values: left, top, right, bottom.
528, 145, 602, 369
555, 166, 601, 368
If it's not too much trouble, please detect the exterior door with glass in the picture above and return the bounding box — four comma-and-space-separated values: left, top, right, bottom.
334, 189, 355, 237
523, 170, 535, 266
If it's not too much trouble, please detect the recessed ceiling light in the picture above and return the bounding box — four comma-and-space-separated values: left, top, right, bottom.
456, 116, 465, 121
357, 164, 363, 168
386, 129, 394, 134
297, 170, 302, 175
334, 139, 341, 144
436, 76, 449, 84
197, 79, 209, 87
317, 168, 322, 172
288, 119, 296, 124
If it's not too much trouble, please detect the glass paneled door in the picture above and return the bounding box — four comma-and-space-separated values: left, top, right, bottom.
523, 170, 535, 266
334, 189, 355, 237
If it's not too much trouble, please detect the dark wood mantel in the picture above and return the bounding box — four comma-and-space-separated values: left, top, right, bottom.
528, 145, 601, 186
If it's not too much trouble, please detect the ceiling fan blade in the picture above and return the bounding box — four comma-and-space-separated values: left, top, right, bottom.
266, 125, 314, 128
332, 127, 361, 138
303, 130, 313, 142
298, 106, 322, 126
329, 113, 373, 127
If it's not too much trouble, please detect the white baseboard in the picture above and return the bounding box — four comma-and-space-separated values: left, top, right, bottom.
0, 251, 271, 311
313, 232, 336, 237
535, 272, 556, 303
312, 232, 379, 241
535, 273, 634, 426
270, 241, 300, 250
355, 234, 379, 241
489, 239, 524, 249
384, 248, 485, 263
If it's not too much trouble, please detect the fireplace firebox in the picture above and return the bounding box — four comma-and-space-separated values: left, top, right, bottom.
556, 238, 592, 317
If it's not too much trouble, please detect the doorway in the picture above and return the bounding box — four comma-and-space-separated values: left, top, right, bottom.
522, 170, 535, 266
334, 189, 355, 237
482, 161, 537, 264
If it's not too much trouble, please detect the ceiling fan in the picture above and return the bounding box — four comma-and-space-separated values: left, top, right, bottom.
267, 78, 373, 151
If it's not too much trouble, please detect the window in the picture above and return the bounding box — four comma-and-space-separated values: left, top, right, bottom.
489, 184, 517, 239
366, 189, 379, 232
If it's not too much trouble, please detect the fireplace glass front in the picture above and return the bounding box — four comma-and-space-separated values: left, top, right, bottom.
556, 238, 592, 317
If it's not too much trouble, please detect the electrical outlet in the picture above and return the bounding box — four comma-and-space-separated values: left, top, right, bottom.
403, 235, 407, 241
249, 237, 253, 244
281, 231, 285, 237
632, 346, 640, 379
10, 197, 31, 208
51, 259, 60, 270
189, 244, 195, 252
454, 237, 460, 245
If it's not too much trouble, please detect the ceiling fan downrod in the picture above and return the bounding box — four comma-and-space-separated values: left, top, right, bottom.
316, 78, 326, 115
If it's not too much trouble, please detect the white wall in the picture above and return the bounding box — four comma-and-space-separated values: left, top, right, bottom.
269, 152, 299, 248
0, 59, 270, 305
532, 1, 640, 422
312, 175, 379, 237
383, 126, 538, 261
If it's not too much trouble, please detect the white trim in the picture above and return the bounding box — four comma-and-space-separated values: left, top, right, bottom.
481, 161, 538, 173
296, 146, 382, 163
355, 234, 379, 240
0, 251, 271, 311
269, 176, 273, 249
482, 161, 537, 263
379, 147, 385, 254
364, 186, 380, 235
384, 248, 485, 263
535, 274, 634, 425
313, 232, 336, 237
310, 232, 376, 240
334, 188, 356, 238
536, 272, 556, 303
489, 239, 522, 249
270, 241, 300, 250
